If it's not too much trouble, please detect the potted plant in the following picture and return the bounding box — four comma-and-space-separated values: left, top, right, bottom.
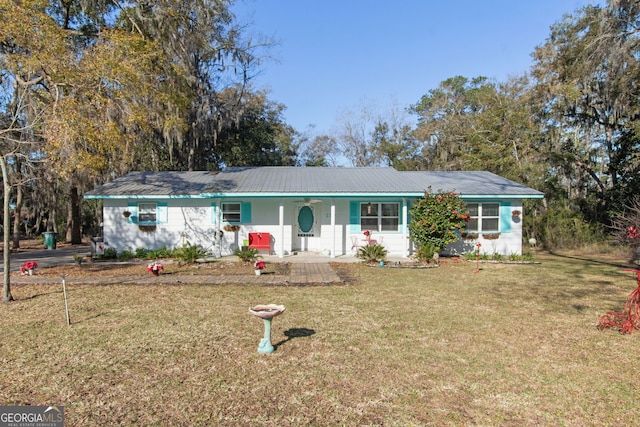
254, 259, 266, 276
147, 261, 164, 276
20, 261, 38, 276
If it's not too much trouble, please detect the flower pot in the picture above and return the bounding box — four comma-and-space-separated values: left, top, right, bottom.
28, 269, 33, 276
255, 269, 261, 276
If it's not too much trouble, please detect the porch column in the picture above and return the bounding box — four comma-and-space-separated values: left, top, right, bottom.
330, 199, 336, 258
402, 198, 409, 257
278, 200, 285, 258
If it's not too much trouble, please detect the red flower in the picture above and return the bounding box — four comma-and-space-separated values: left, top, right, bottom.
254, 260, 266, 270
363, 230, 371, 237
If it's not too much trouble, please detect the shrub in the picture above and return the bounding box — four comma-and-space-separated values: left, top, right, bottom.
234, 247, 258, 263
357, 244, 387, 263
409, 188, 469, 261
173, 242, 207, 263
102, 247, 117, 259
147, 246, 172, 259
118, 250, 135, 261
415, 242, 438, 263
135, 248, 148, 258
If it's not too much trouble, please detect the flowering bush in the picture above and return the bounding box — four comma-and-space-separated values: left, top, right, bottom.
408, 188, 470, 260
254, 260, 266, 270
147, 261, 163, 273
20, 261, 38, 275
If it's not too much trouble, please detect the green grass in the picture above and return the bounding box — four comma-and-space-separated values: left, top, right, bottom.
1, 251, 639, 426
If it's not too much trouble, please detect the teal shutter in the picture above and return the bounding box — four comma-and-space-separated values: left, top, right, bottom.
241, 202, 252, 224
157, 202, 168, 224
349, 201, 360, 233
127, 202, 138, 224
500, 202, 511, 233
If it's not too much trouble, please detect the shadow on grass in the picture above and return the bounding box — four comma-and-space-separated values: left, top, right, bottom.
549, 250, 635, 270
274, 327, 316, 349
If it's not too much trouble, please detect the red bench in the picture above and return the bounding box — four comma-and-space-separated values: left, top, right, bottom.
248, 232, 271, 254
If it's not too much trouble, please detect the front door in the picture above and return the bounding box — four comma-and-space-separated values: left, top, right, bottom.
294, 204, 318, 251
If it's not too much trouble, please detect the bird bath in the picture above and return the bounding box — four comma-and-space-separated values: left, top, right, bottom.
249, 304, 286, 353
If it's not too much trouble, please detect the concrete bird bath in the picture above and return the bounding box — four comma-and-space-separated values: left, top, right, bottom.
249, 304, 286, 353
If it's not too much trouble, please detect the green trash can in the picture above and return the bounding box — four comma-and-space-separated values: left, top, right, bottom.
43, 232, 57, 250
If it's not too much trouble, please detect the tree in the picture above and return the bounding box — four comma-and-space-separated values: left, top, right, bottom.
299, 134, 340, 167
531, 1, 640, 224
337, 100, 382, 167
210, 88, 298, 168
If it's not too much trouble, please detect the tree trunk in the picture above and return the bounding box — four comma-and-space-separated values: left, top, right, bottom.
11, 159, 22, 250
1, 156, 13, 302
69, 186, 82, 244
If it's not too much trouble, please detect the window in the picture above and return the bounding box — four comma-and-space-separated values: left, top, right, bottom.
222, 203, 241, 223
360, 202, 399, 231
466, 203, 499, 232
138, 203, 157, 224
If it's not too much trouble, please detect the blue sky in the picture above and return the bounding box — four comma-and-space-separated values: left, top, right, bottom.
232, 0, 599, 136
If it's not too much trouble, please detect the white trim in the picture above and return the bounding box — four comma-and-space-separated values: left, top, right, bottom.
330, 200, 336, 258
278, 201, 284, 258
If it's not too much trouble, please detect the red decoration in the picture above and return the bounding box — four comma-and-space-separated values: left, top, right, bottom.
254, 260, 266, 270
20, 261, 38, 275
147, 261, 163, 276
598, 269, 640, 334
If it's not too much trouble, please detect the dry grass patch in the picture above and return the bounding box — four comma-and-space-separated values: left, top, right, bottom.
1, 251, 639, 426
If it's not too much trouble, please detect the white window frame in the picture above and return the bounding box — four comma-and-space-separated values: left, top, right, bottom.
360, 202, 399, 232
465, 202, 500, 233
222, 202, 241, 224
138, 203, 157, 224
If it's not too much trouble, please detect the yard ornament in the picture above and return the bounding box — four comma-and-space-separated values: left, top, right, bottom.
598, 269, 640, 334
249, 304, 285, 353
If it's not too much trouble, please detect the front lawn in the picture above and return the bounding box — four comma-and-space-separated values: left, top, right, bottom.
0, 251, 637, 426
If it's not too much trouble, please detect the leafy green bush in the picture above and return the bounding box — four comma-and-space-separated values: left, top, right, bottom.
173, 242, 207, 263
135, 248, 147, 258
409, 188, 469, 261
357, 244, 387, 263
147, 246, 173, 259
234, 247, 258, 263
415, 242, 439, 263
118, 250, 135, 261
534, 205, 605, 250
134, 246, 172, 259
102, 247, 117, 259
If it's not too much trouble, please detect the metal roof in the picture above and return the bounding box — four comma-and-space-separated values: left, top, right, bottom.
84, 167, 544, 199
85, 171, 217, 198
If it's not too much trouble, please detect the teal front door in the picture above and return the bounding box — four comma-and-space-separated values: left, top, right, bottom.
295, 204, 317, 251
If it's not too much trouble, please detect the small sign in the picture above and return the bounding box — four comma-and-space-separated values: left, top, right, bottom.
0, 406, 64, 427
